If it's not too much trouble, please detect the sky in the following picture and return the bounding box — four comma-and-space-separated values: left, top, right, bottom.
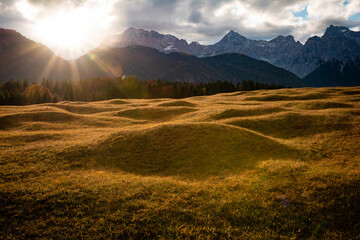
0, 0, 360, 60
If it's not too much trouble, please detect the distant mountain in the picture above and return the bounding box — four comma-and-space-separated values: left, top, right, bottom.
0, 28, 301, 87
103, 27, 190, 54
2, 26, 359, 88
189, 30, 303, 74
288, 25, 360, 78
0, 28, 73, 82
103, 28, 303, 74
75, 45, 303, 87
104, 26, 360, 81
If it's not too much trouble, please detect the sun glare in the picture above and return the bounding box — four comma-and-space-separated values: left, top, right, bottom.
15, 0, 117, 59
36, 11, 87, 49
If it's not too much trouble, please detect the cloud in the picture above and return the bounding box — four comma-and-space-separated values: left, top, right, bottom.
109, 0, 360, 44
0, 0, 359, 58
189, 10, 202, 24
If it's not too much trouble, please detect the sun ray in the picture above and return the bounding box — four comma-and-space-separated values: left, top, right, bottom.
0, 43, 46, 79
70, 61, 81, 83
38, 54, 60, 81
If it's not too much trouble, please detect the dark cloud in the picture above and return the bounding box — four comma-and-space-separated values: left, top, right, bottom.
113, 0, 182, 32
319, 17, 359, 29
152, 0, 180, 7
189, 10, 202, 23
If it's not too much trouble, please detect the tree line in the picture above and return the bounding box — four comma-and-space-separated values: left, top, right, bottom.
0, 76, 284, 105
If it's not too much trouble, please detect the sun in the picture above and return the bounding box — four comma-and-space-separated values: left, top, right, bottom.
35, 11, 88, 50
18, 0, 118, 60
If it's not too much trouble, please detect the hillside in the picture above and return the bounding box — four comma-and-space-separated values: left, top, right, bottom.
0, 29, 74, 82
1, 87, 360, 238
303, 58, 360, 87
75, 45, 303, 87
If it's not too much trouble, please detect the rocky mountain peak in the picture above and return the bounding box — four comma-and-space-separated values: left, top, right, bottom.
270, 35, 296, 44
223, 30, 246, 40
189, 41, 200, 46
323, 25, 350, 38
123, 27, 147, 36
217, 30, 247, 46
304, 36, 321, 45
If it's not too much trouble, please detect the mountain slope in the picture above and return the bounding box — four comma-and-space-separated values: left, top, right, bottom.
0, 28, 74, 82
74, 45, 303, 87
302, 58, 360, 87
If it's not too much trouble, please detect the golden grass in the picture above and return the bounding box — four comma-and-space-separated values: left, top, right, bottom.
1, 87, 360, 239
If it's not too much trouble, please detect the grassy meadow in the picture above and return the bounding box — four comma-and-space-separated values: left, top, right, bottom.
1, 87, 360, 239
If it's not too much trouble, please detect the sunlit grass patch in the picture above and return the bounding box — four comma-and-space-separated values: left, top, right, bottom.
244, 92, 328, 101
225, 111, 353, 139
285, 101, 353, 110
116, 107, 196, 121
212, 107, 285, 119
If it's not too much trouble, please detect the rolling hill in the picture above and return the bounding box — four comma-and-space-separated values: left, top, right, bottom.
1, 87, 360, 238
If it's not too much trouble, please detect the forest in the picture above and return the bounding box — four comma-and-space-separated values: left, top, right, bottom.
0, 76, 284, 105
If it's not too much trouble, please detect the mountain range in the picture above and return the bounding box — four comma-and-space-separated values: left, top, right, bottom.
1, 25, 360, 87
0, 28, 301, 87
104, 25, 360, 83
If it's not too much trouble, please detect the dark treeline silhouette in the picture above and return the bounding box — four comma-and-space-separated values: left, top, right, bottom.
0, 76, 284, 105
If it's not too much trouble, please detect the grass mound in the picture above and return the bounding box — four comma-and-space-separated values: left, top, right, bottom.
0, 111, 78, 130
104, 99, 128, 104
212, 107, 285, 120
84, 123, 299, 178
116, 107, 196, 121
244, 93, 327, 101
347, 97, 360, 102
341, 90, 360, 95
0, 133, 62, 147
158, 100, 197, 107
53, 104, 118, 115
226, 112, 351, 139
285, 101, 353, 110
